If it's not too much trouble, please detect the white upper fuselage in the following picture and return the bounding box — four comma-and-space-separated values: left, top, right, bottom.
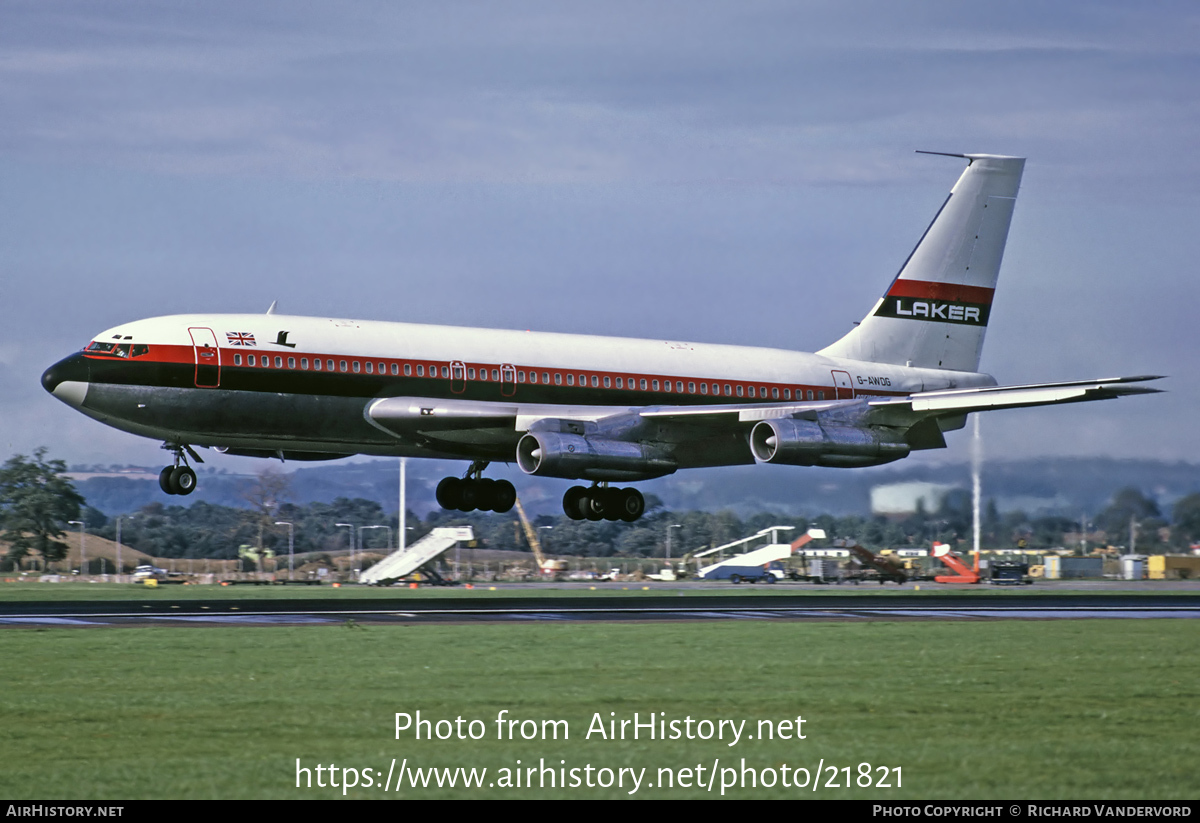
91, 312, 996, 402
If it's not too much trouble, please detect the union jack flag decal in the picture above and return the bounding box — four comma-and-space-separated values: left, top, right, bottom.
226, 332, 256, 347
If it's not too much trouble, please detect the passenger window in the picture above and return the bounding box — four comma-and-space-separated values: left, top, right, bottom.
723, 384, 731, 396
688, 382, 695, 393
468, 368, 476, 379
640, 379, 648, 390
652, 380, 659, 391
493, 369, 500, 381
404, 364, 411, 376
603, 376, 610, 388
676, 381, 684, 393
712, 383, 719, 394
747, 386, 754, 398
365, 361, 373, 374
700, 383, 708, 394
663, 380, 671, 393
300, 358, 308, 369
441, 366, 449, 378
417, 365, 424, 376
616, 377, 623, 388
234, 354, 242, 366
591, 375, 599, 388
518, 371, 525, 382
327, 359, 335, 371
529, 372, 537, 384
807, 390, 814, 400
391, 363, 398, 375
353, 361, 361, 373
736, 385, 744, 397
784, 389, 791, 400
313, 358, 321, 371
288, 357, 296, 369
566, 374, 574, 386
340, 360, 348, 372
817, 391, 825, 400
772, 387, 779, 399
578, 374, 585, 385
555, 373, 562, 385
378, 362, 386, 373
275, 356, 283, 368
542, 372, 549, 384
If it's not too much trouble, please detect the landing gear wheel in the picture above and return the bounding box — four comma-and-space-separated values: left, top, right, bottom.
583, 492, 605, 521
471, 478, 495, 511
617, 488, 645, 522
436, 477, 463, 510
730, 574, 742, 585
458, 481, 481, 512
159, 466, 176, 495
170, 466, 197, 496
491, 480, 516, 514
563, 486, 587, 520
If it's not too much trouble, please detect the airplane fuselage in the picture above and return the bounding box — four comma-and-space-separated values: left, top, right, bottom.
42, 312, 994, 468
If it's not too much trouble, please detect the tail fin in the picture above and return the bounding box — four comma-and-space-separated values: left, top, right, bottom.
818, 153, 1025, 372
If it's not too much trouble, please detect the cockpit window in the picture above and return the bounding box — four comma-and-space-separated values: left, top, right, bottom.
85, 341, 150, 358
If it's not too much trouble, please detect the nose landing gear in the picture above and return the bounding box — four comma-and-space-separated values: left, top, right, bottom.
435, 461, 517, 513
159, 443, 202, 496
563, 484, 644, 522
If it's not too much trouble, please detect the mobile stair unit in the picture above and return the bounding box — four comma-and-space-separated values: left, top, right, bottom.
359, 526, 474, 585
695, 526, 825, 584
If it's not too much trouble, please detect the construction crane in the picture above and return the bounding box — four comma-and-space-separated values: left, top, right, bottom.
513, 496, 568, 577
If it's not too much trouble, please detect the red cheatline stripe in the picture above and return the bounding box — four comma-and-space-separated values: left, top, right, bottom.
886, 279, 995, 305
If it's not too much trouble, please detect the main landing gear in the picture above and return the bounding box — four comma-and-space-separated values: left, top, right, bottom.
159, 443, 202, 496
563, 484, 644, 522
435, 461, 517, 514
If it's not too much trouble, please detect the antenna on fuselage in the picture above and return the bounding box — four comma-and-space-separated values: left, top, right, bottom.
266, 301, 278, 315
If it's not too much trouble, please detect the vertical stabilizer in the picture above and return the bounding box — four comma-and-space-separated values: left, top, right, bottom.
818, 154, 1024, 372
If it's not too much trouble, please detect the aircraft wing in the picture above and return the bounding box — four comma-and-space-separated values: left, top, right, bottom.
636, 375, 1163, 425
866, 375, 1164, 416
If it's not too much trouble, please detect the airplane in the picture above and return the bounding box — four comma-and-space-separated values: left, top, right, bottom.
41, 153, 1161, 523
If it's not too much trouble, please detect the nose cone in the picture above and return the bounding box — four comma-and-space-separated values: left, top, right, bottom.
42, 354, 91, 407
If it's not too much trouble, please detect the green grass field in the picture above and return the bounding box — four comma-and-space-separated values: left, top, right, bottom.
1, 619, 1197, 799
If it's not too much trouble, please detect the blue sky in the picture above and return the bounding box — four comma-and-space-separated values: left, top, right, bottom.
2, 1, 1197, 469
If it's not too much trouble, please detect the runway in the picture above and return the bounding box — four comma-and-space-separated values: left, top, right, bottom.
2, 592, 1199, 626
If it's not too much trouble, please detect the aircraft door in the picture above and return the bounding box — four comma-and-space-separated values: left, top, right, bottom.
188, 327, 221, 388
501, 364, 516, 397
831, 370, 854, 400
450, 360, 466, 394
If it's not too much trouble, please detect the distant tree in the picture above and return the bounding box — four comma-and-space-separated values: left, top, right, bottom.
1171, 493, 1200, 546
241, 467, 291, 550
1096, 487, 1164, 547
82, 505, 108, 529
0, 448, 85, 570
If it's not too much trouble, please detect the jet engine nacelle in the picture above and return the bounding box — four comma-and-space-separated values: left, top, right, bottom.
516, 431, 676, 482
749, 418, 910, 468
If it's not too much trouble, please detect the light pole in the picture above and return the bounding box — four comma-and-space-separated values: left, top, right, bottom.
335, 523, 355, 578
666, 524, 682, 562
399, 458, 407, 552
275, 521, 294, 581
68, 520, 85, 576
